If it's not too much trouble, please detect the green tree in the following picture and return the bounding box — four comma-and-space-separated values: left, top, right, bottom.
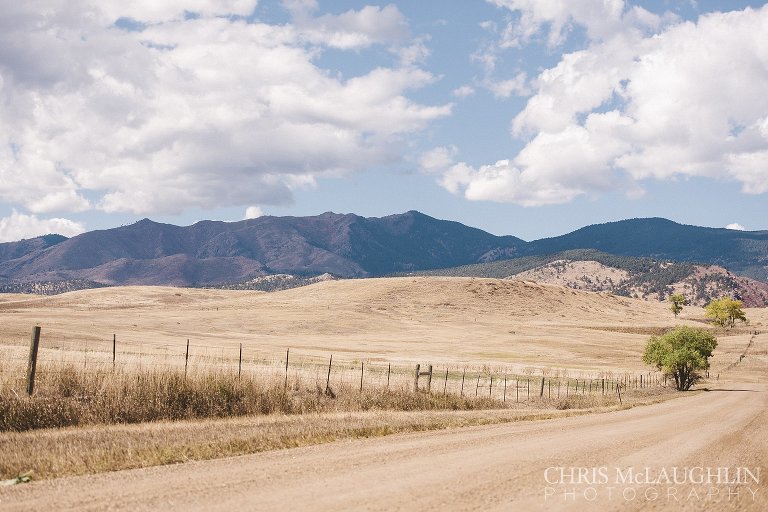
705, 298, 747, 328
669, 293, 685, 318
643, 326, 717, 391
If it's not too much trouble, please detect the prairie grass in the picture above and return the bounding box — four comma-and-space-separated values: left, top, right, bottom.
0, 362, 507, 432
0, 357, 680, 481
0, 397, 680, 481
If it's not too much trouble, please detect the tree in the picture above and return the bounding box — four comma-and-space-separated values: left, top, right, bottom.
669, 293, 685, 318
643, 326, 717, 391
705, 298, 747, 328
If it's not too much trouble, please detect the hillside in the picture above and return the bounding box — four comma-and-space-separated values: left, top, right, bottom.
1, 278, 764, 373
409, 249, 768, 307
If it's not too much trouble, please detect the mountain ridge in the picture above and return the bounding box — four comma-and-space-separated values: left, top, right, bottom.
0, 212, 766, 289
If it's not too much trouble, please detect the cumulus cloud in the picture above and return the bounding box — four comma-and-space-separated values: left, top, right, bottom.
0, 1, 450, 216
243, 206, 265, 219
288, 2, 409, 50
419, 146, 457, 173
487, 0, 659, 47
442, 4, 768, 206
0, 210, 85, 242
725, 223, 746, 231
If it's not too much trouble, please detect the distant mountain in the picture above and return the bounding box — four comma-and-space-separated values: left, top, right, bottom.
0, 211, 524, 287
0, 234, 67, 264
0, 213, 766, 292
526, 218, 768, 281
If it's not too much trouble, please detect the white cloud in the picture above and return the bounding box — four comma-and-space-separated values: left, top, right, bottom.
726, 223, 746, 231
487, 0, 659, 47
452, 85, 475, 98
99, 0, 257, 23
442, 5, 768, 206
0, 2, 450, 216
0, 210, 85, 242
243, 206, 264, 219
419, 146, 457, 173
485, 72, 530, 98
289, 3, 409, 50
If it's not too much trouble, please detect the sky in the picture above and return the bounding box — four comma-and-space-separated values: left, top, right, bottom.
1, 0, 767, 242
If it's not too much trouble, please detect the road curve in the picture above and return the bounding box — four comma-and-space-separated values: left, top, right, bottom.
2, 385, 766, 512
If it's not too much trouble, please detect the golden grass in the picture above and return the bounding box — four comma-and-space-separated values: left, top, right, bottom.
0, 362, 510, 432
0, 387, 680, 481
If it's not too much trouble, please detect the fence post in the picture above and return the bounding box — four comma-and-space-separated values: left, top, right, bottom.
112, 334, 116, 370
26, 326, 41, 396
503, 374, 507, 403
443, 368, 449, 396
539, 377, 545, 398
414, 364, 421, 393
475, 374, 480, 396
516, 378, 519, 402
184, 339, 190, 378
238, 343, 243, 378
387, 363, 391, 391
527, 378, 530, 399
326, 355, 333, 395
284, 348, 289, 391
426, 365, 433, 393
359, 361, 364, 392
460, 368, 466, 396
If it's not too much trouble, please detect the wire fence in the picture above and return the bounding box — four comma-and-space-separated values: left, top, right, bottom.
0, 328, 668, 402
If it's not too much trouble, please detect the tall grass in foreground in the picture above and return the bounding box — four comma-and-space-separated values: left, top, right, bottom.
0, 363, 507, 432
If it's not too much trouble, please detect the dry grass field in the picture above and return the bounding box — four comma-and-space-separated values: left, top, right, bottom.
1, 276, 766, 503
1, 277, 763, 375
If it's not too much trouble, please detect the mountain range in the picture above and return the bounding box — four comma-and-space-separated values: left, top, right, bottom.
0, 212, 766, 296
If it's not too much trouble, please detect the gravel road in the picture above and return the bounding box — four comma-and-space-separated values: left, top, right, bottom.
2, 383, 765, 512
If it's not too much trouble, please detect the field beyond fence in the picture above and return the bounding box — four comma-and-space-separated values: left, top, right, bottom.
0, 326, 670, 432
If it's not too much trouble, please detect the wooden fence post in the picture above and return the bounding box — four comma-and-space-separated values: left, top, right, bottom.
284, 348, 289, 391
359, 361, 364, 392
26, 326, 41, 396
443, 368, 449, 396
414, 364, 421, 393
475, 374, 480, 396
184, 339, 190, 378
326, 355, 333, 395
112, 334, 116, 370
489, 375, 493, 397
426, 365, 433, 393
460, 368, 466, 396
503, 374, 507, 403
539, 377, 545, 398
238, 343, 243, 378
386, 363, 391, 391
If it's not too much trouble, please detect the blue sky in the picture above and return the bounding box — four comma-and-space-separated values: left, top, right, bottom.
1, 0, 767, 241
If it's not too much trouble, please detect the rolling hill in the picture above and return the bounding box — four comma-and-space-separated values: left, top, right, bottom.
409, 249, 768, 307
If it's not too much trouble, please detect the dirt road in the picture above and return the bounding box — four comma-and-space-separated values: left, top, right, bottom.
2, 384, 765, 512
